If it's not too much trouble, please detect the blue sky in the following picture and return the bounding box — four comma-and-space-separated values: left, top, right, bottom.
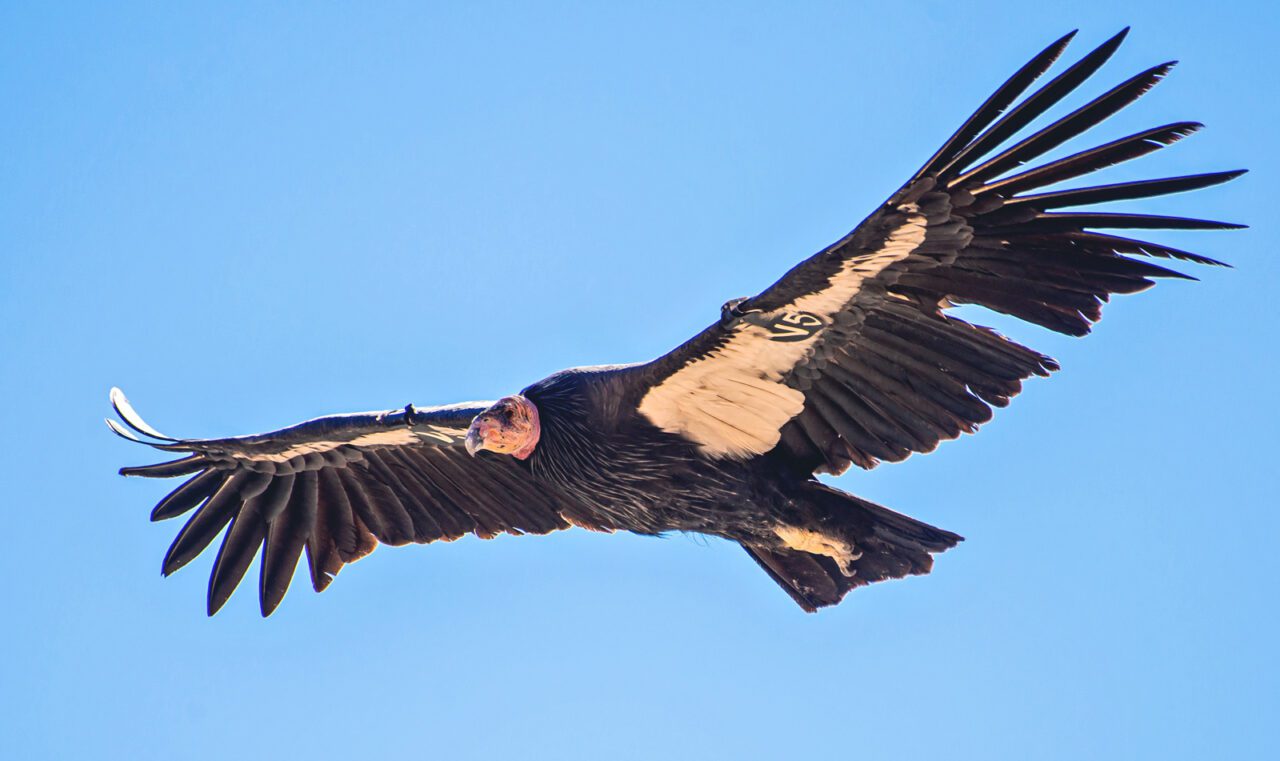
2, 3, 1275, 759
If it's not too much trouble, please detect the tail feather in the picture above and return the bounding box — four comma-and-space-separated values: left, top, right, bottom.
745, 546, 841, 613
744, 483, 961, 612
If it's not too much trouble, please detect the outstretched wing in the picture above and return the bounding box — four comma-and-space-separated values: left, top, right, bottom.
632, 29, 1243, 474
108, 388, 579, 616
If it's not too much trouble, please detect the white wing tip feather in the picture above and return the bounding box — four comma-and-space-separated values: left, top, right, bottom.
109, 387, 177, 441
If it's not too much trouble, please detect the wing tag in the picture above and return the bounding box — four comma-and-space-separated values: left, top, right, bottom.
744, 311, 825, 342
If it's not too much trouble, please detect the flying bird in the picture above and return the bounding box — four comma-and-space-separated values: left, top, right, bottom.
109, 29, 1244, 616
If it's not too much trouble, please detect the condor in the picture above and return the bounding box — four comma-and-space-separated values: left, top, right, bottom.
109, 29, 1243, 616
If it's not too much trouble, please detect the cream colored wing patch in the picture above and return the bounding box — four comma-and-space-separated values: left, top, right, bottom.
638, 206, 928, 458
232, 426, 469, 463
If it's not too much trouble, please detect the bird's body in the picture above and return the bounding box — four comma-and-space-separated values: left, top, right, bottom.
522, 366, 749, 538
521, 366, 956, 578
109, 28, 1243, 616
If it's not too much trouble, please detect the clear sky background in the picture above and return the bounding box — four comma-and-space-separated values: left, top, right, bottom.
2, 3, 1275, 759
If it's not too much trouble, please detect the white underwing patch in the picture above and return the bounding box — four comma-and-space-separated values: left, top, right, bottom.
638, 206, 929, 458
234, 426, 467, 462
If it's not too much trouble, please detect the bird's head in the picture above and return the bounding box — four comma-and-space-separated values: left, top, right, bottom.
464, 395, 541, 460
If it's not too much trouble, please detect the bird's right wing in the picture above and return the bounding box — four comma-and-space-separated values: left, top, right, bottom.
107, 389, 583, 616
628, 29, 1242, 475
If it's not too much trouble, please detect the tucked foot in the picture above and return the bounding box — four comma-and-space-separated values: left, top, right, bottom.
773, 525, 862, 577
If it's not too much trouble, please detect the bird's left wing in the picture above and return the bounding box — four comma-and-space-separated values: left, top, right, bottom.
629, 30, 1243, 475
107, 388, 575, 615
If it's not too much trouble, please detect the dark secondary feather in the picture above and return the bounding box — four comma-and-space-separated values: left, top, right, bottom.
109, 392, 582, 616
629, 30, 1243, 477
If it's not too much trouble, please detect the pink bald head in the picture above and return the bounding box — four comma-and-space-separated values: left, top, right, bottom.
464, 395, 541, 460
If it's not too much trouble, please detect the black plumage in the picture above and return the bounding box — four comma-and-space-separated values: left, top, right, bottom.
109, 30, 1243, 615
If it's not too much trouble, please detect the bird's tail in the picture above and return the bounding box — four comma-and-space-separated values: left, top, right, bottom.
743, 482, 962, 612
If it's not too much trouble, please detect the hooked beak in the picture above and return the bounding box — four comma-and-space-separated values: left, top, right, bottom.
461, 396, 540, 460
464, 425, 484, 456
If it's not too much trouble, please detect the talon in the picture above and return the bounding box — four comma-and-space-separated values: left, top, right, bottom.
830, 546, 861, 577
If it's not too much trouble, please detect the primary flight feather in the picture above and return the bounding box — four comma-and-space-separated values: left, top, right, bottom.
109, 29, 1244, 616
